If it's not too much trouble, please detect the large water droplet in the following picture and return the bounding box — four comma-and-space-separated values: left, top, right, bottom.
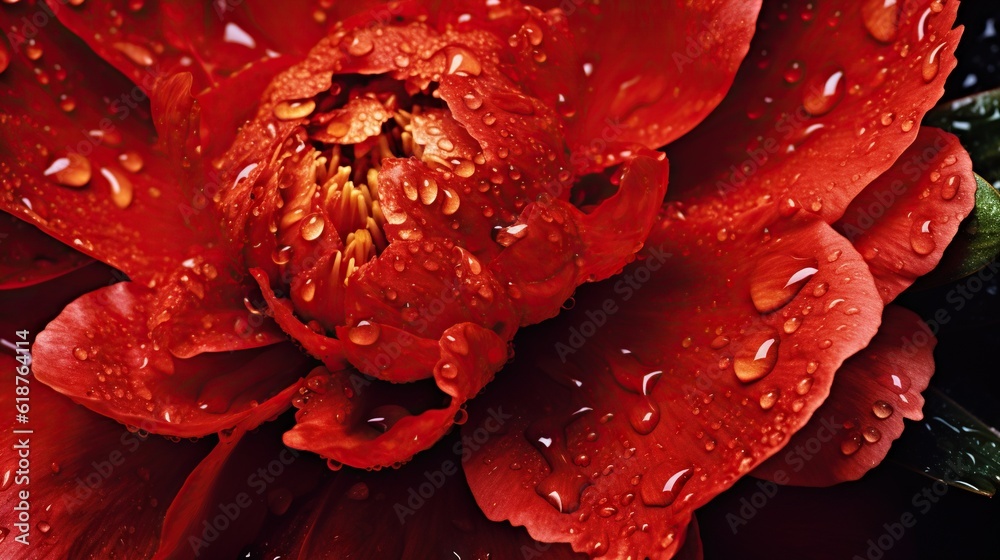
750, 254, 819, 313
922, 43, 946, 82
418, 178, 438, 205
862, 0, 900, 43
909, 219, 936, 255
802, 67, 846, 116
348, 321, 380, 346
345, 33, 374, 57
118, 151, 144, 173
734, 330, 780, 383
527, 419, 590, 513
640, 465, 693, 507
441, 188, 461, 215
44, 153, 91, 187
113, 41, 155, 66
101, 167, 133, 209
445, 46, 482, 76
273, 99, 316, 121
300, 213, 325, 240
872, 400, 894, 419
941, 175, 960, 200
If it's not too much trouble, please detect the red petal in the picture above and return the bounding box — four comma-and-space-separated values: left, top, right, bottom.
488, 152, 669, 325
283, 322, 508, 469
251, 268, 349, 371
0, 214, 91, 289
463, 203, 884, 558
752, 305, 934, 486
836, 127, 976, 302
503, 0, 761, 163
0, 354, 213, 558
153, 394, 322, 560
32, 281, 308, 437
667, 0, 962, 223
0, 262, 116, 342
246, 436, 585, 559
344, 239, 518, 340
0, 5, 227, 286
47, 0, 281, 94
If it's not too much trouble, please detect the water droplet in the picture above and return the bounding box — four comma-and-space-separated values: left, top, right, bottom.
840, 432, 863, 455
812, 282, 829, 297
345, 33, 374, 57
101, 167, 134, 209
909, 219, 935, 255
783, 317, 801, 334
795, 377, 814, 395
734, 330, 780, 383
863, 426, 882, 443
118, 151, 144, 173
271, 245, 293, 265
872, 400, 894, 419
44, 153, 91, 187
273, 99, 316, 120
803, 67, 846, 116
710, 335, 730, 349
300, 213, 325, 240
880, 111, 895, 126
759, 390, 779, 410
783, 60, 804, 84
348, 321, 380, 346
750, 254, 819, 313
36, 521, 51, 534
441, 188, 461, 215
941, 175, 960, 200
73, 347, 89, 361
482, 112, 497, 126
462, 92, 483, 110
454, 159, 475, 178
113, 41, 155, 66
922, 42, 946, 82
862, 0, 901, 43
640, 465, 692, 507
445, 46, 481, 76
900, 119, 914, 132
419, 178, 438, 205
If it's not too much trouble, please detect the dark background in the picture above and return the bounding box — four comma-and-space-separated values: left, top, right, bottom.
699, 1, 1000, 558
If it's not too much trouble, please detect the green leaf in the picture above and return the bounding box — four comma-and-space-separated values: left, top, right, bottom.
916, 174, 1000, 286
889, 387, 1000, 497
925, 88, 1000, 185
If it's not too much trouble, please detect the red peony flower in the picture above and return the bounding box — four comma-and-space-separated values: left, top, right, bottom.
0, 0, 980, 558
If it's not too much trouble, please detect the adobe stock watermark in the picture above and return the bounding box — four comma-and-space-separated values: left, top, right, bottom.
393, 406, 512, 524
851, 456, 973, 560
896, 258, 1000, 359
555, 244, 671, 362
838, 134, 951, 243
189, 447, 301, 556
725, 415, 842, 534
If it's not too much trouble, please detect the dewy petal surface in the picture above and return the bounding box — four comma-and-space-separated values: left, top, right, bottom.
752, 305, 935, 486
0, 3, 231, 287
520, 0, 762, 165
463, 202, 884, 558
32, 282, 309, 437
245, 435, 587, 560
0, 354, 213, 559
667, 0, 963, 224
836, 127, 976, 303
0, 213, 91, 289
